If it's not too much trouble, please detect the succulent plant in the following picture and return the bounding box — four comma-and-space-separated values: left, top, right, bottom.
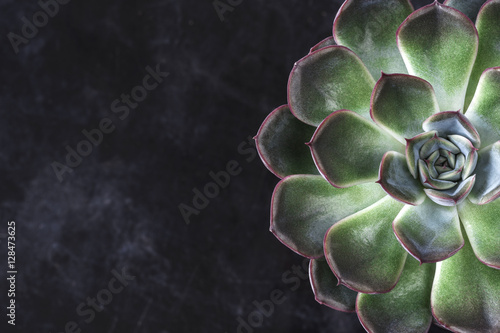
255, 1, 500, 332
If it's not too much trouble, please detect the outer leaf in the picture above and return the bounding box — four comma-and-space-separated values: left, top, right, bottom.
288, 46, 375, 126
310, 110, 404, 188
466, 67, 500, 147
424, 175, 476, 207
378, 151, 425, 205
309, 258, 358, 312
393, 198, 464, 263
255, 105, 318, 178
397, 2, 478, 112
443, 0, 487, 21
465, 0, 500, 110
271, 175, 386, 258
431, 231, 500, 333
357, 257, 435, 333
422, 111, 481, 148
309, 36, 336, 53
371, 73, 439, 143
324, 196, 407, 294
333, 0, 413, 78
458, 199, 500, 268
468, 141, 500, 205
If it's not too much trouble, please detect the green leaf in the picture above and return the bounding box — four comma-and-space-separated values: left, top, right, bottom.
310, 110, 404, 188
466, 67, 500, 147
422, 111, 481, 148
324, 196, 407, 293
397, 2, 478, 112
393, 198, 464, 263
468, 141, 500, 205
309, 258, 358, 312
431, 230, 500, 333
309, 36, 336, 53
443, 0, 487, 21
447, 135, 479, 180
271, 175, 386, 258
406, 131, 438, 178
288, 46, 375, 126
378, 151, 425, 205
357, 257, 435, 333
371, 73, 439, 144
424, 175, 476, 207
465, 0, 500, 110
333, 0, 413, 78
418, 159, 457, 191
255, 105, 318, 178
458, 199, 500, 268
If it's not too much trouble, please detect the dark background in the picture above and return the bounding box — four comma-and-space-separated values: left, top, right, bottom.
0, 0, 450, 332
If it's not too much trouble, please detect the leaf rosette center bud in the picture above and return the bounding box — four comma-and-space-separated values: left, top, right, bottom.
405, 112, 480, 206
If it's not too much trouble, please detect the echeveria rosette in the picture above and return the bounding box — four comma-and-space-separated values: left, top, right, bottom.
255, 1, 500, 332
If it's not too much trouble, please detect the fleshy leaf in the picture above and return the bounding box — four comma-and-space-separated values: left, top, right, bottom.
271, 175, 386, 258
371, 73, 440, 143
419, 135, 460, 158
465, 0, 500, 110
288, 46, 375, 126
431, 231, 500, 333
447, 134, 476, 156
466, 67, 500, 147
310, 110, 403, 188
309, 36, 336, 53
255, 105, 318, 178
393, 198, 464, 263
309, 258, 358, 312
378, 151, 425, 205
458, 199, 500, 268
418, 160, 457, 190
447, 135, 479, 180
422, 111, 481, 148
468, 141, 500, 205
397, 2, 478, 111
333, 0, 412, 78
424, 175, 476, 206
357, 257, 435, 333
324, 196, 407, 293
443, 0, 487, 21
406, 131, 437, 178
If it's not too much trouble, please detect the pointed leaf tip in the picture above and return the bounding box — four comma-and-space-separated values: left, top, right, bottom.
397, 2, 478, 111
271, 175, 386, 258
311, 110, 403, 188
256, 105, 318, 178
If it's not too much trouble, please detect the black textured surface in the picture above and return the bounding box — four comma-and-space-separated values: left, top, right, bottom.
0, 0, 451, 332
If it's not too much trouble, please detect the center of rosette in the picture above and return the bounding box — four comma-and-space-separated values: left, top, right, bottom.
406, 129, 478, 206
417, 133, 474, 189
